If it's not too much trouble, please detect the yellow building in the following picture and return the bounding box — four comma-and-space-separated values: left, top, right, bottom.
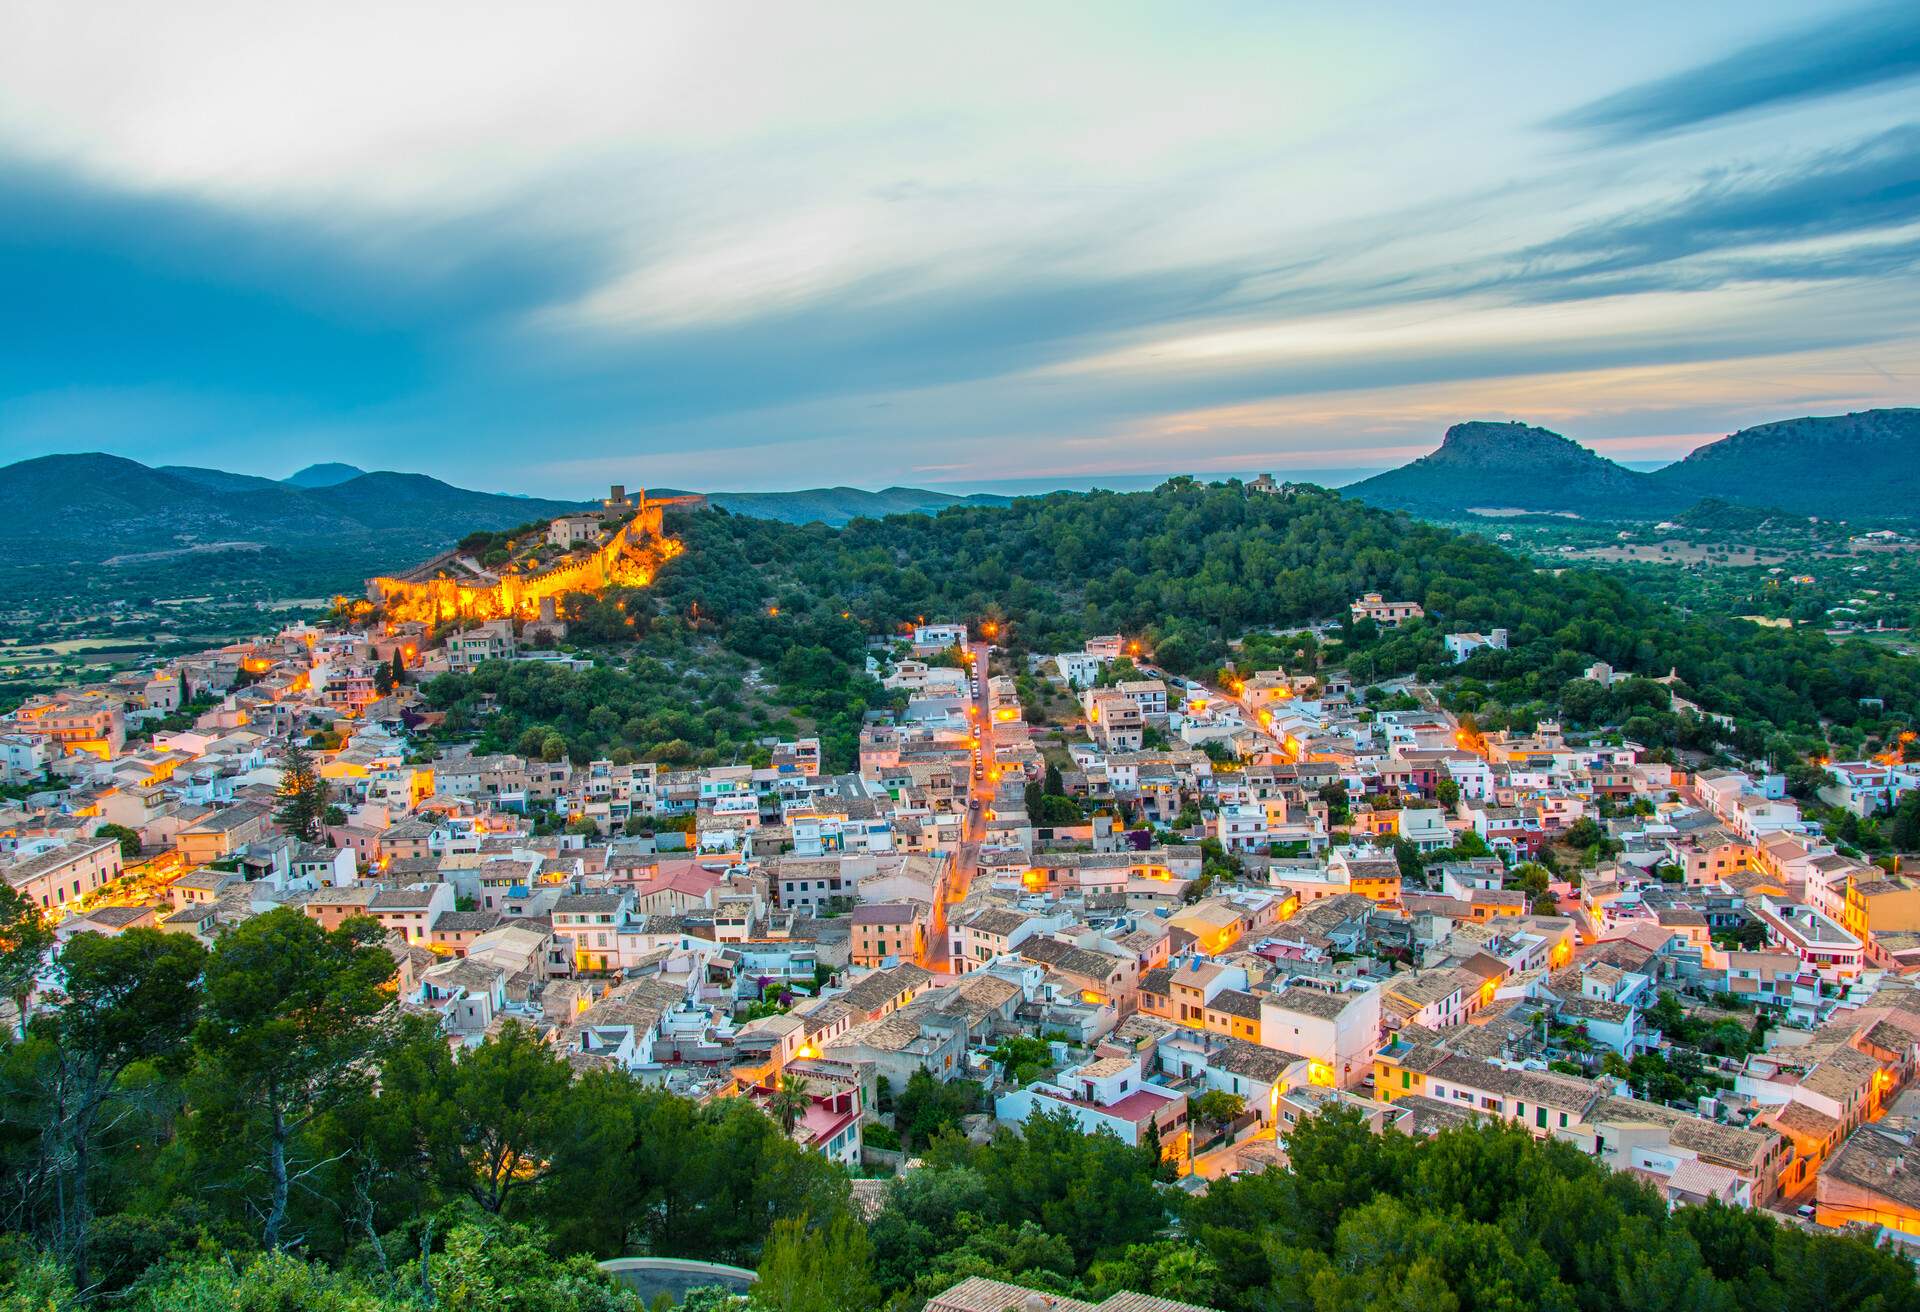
1844, 874, 1920, 941
1168, 900, 1245, 955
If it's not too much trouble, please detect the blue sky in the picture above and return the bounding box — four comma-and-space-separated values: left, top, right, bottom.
2, 1, 1917, 495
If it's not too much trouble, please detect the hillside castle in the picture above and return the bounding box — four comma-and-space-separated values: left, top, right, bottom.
364, 485, 701, 623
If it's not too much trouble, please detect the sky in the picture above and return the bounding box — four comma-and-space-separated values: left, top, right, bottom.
2, 1, 1918, 496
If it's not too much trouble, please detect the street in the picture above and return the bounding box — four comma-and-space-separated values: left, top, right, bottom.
924, 638, 994, 972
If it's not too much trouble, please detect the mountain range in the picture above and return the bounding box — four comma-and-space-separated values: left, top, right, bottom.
4, 405, 1911, 603
694, 485, 1009, 526
0, 454, 588, 569
1345, 408, 1919, 521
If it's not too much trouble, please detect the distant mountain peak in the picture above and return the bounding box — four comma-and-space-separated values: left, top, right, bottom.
284, 461, 367, 488
1347, 418, 1654, 517
1347, 407, 1919, 521
1427, 421, 1617, 469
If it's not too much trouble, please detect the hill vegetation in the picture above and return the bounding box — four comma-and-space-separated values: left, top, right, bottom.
0, 453, 589, 608
420, 477, 1920, 779
1346, 420, 1663, 517
697, 485, 1011, 526
644, 480, 1919, 749
1656, 409, 1920, 519
1348, 408, 1920, 522
284, 461, 368, 487
0, 454, 588, 562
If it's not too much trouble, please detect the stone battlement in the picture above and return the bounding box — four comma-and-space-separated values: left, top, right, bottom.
364, 488, 697, 623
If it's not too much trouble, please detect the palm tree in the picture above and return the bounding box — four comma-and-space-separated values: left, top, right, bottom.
767, 1074, 812, 1137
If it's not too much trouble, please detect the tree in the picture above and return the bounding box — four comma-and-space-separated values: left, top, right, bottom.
0, 884, 53, 1037
416, 1021, 571, 1215
894, 1071, 982, 1150
273, 740, 329, 842
756, 1213, 877, 1312
1317, 781, 1350, 826
766, 1074, 812, 1138
191, 908, 397, 1250
1435, 778, 1460, 809
26, 928, 206, 1288
177, 669, 191, 708
1188, 1090, 1246, 1141
92, 823, 141, 860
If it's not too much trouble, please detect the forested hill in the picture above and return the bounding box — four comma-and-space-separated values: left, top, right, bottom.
696, 485, 1011, 526
644, 477, 1918, 745
1654, 408, 1920, 519
1345, 408, 1920, 521
1345, 421, 1664, 517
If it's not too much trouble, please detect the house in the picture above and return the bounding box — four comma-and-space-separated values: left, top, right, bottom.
949, 905, 1051, 973
1260, 984, 1381, 1089
994, 1053, 1187, 1152
1396, 807, 1452, 853
1350, 594, 1424, 628
5, 837, 123, 912
303, 885, 380, 932
912, 623, 970, 651
1717, 950, 1800, 1009
1562, 1096, 1789, 1207
368, 884, 454, 945
169, 867, 242, 909
1844, 875, 1920, 942
175, 802, 271, 866
1816, 1109, 1920, 1240
446, 620, 516, 672
1212, 803, 1271, 855
1167, 900, 1246, 955
547, 513, 603, 548
746, 1068, 865, 1167
849, 901, 931, 967
1117, 679, 1170, 717
553, 891, 632, 972
1753, 896, 1865, 983
1445, 629, 1508, 663
1086, 691, 1145, 752
1374, 1043, 1607, 1137
1383, 966, 1474, 1030
1055, 652, 1102, 690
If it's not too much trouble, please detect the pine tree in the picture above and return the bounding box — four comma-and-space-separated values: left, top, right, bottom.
274, 740, 328, 842
390, 648, 406, 688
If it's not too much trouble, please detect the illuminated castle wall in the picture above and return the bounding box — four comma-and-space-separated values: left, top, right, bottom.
365, 489, 699, 624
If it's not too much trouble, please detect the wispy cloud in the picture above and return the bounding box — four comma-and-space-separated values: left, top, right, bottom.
1549, 1, 1920, 141
1498, 125, 1920, 295
0, 5, 1916, 492
0, 158, 617, 401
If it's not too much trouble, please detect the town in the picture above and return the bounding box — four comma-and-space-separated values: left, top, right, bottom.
9, 486, 1920, 1312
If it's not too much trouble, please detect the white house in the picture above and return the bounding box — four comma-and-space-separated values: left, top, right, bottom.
1445, 629, 1509, 663
1258, 983, 1382, 1090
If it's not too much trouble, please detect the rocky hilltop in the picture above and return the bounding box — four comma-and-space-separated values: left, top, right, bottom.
1347, 409, 1919, 521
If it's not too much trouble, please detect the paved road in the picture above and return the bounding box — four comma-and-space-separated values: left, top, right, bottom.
924, 639, 996, 973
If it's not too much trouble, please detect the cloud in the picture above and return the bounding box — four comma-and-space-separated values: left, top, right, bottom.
1500, 125, 1920, 293
0, 158, 618, 403
1550, 2, 1920, 141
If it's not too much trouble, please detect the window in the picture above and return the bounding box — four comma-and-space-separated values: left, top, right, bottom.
1536, 1107, 1548, 1129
